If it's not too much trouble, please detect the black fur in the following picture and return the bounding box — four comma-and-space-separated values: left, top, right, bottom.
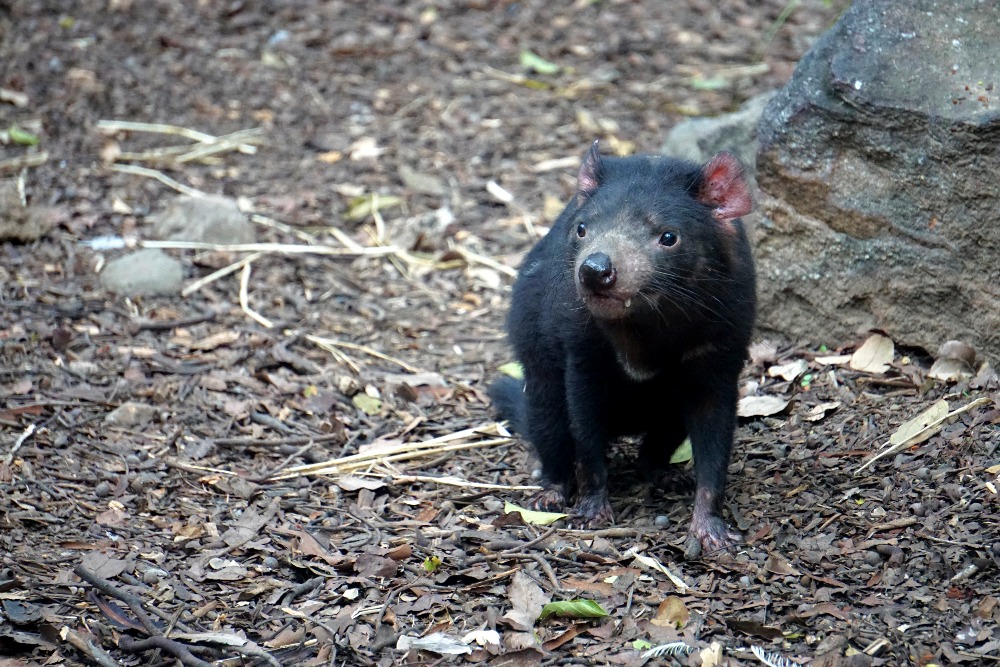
491, 145, 756, 557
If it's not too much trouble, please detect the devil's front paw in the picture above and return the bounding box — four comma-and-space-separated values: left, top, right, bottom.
567, 491, 614, 527
525, 487, 568, 513
683, 513, 741, 559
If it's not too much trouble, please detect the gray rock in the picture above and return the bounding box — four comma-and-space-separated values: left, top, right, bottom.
755, 0, 1000, 362
100, 249, 183, 296
662, 91, 774, 179
104, 402, 159, 428
151, 194, 256, 244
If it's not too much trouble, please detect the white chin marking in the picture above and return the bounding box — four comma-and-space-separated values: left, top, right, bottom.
624, 298, 631, 308
618, 356, 658, 382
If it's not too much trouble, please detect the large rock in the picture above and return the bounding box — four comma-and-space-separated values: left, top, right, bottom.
151, 194, 256, 244
754, 0, 1000, 362
100, 249, 183, 296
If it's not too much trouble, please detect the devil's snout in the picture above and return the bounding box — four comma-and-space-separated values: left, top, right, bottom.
578, 252, 617, 292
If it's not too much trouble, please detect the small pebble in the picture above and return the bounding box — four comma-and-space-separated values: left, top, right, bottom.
969, 502, 984, 512
261, 556, 280, 570
864, 551, 882, 566
94, 481, 112, 497
943, 484, 964, 501
910, 502, 925, 517
142, 569, 161, 585
915, 467, 930, 480
124, 454, 141, 466
483, 498, 504, 513
654, 515, 670, 528
438, 500, 455, 513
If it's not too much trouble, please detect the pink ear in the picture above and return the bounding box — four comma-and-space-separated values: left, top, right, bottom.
577, 140, 602, 198
699, 152, 752, 223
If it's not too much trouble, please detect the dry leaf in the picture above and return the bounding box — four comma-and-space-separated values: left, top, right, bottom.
889, 399, 949, 447
849, 334, 894, 374
814, 354, 852, 366
768, 359, 808, 381
651, 597, 690, 628
737, 395, 789, 417
928, 357, 973, 383
499, 570, 550, 631
804, 401, 841, 422
764, 554, 802, 577
700, 641, 723, 667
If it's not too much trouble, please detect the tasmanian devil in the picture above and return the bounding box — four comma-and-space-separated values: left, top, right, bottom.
489, 141, 756, 558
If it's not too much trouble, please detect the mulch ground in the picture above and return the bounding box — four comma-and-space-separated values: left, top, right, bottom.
2, 1, 999, 666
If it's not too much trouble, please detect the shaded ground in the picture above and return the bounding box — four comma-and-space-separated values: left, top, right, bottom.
2, 1, 999, 666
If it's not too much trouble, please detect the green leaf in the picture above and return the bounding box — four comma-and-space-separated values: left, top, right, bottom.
351, 394, 382, 415
688, 75, 728, 91
498, 361, 524, 380
345, 194, 402, 222
504, 501, 566, 526
8, 126, 39, 146
538, 599, 608, 621
422, 555, 442, 573
519, 49, 561, 75
632, 639, 653, 650
668, 437, 692, 464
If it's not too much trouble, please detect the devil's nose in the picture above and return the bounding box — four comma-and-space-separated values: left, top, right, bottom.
579, 252, 617, 291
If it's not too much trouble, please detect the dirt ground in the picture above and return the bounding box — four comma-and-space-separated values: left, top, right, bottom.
2, 1, 999, 666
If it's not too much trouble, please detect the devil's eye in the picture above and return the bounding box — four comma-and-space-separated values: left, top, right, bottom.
577, 223, 587, 238
659, 231, 678, 247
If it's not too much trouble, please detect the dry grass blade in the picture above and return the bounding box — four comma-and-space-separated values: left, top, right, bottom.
109, 163, 206, 197
142, 239, 400, 257
272, 423, 512, 480
182, 251, 265, 297
305, 334, 421, 373
0, 151, 48, 172
97, 120, 261, 149
239, 263, 274, 328
373, 471, 541, 492
448, 242, 517, 278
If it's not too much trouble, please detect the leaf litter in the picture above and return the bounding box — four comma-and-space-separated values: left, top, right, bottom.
1, 2, 998, 666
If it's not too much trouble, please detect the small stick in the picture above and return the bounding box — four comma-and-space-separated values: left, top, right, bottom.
4, 422, 35, 465
128, 309, 216, 333
62, 627, 121, 667
118, 636, 212, 667
238, 263, 274, 328
73, 565, 160, 635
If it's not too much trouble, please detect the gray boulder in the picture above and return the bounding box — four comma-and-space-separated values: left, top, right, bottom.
755, 0, 1000, 362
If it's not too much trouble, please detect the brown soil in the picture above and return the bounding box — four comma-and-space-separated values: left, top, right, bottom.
2, 2, 998, 666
